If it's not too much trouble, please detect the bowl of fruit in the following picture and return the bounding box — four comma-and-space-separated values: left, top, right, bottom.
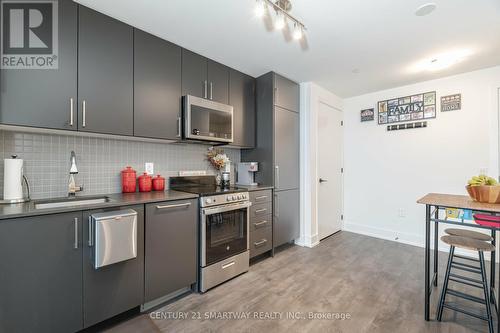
466, 175, 500, 204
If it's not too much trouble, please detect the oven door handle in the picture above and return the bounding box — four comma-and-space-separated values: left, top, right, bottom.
202, 202, 252, 215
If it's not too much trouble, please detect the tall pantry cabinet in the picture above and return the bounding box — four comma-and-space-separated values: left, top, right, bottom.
242, 72, 300, 248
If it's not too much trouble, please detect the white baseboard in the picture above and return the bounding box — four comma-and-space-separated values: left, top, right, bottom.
295, 233, 320, 248
343, 221, 498, 262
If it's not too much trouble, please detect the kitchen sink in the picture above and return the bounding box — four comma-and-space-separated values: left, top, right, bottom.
34, 196, 113, 209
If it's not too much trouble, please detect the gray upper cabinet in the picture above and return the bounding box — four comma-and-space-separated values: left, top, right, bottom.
230, 69, 255, 148
181, 49, 229, 104
134, 30, 182, 140
145, 199, 198, 302
82, 205, 145, 328
0, 213, 83, 333
274, 106, 299, 190
274, 74, 300, 112
0, 0, 78, 130
207, 60, 229, 104
182, 49, 207, 99
78, 7, 134, 136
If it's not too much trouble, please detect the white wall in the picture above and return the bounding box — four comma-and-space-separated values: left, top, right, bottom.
298, 82, 343, 248
343, 66, 500, 250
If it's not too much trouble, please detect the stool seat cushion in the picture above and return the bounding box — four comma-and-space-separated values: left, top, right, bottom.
441, 235, 495, 252
444, 228, 493, 241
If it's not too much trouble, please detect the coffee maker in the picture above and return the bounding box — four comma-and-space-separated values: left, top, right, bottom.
236, 162, 258, 186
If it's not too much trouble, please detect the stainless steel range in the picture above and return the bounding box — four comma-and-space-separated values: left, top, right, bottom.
170, 176, 251, 292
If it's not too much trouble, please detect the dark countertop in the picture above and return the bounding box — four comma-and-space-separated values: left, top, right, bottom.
237, 184, 274, 192
0, 190, 199, 220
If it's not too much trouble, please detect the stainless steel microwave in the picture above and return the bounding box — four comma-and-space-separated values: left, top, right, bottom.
182, 95, 233, 144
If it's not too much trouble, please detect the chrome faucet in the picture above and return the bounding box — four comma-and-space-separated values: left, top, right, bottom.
68, 151, 83, 197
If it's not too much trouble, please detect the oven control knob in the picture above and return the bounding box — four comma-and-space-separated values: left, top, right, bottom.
238, 195, 243, 200
205, 198, 213, 204
227, 196, 232, 201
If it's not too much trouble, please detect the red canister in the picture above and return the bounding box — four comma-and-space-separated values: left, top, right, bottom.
152, 175, 165, 191
138, 173, 152, 192
121, 166, 137, 193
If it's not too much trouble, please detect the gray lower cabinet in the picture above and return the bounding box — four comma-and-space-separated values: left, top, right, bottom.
134, 29, 182, 140
274, 74, 300, 112
274, 189, 300, 247
0, 212, 83, 333
230, 69, 255, 148
82, 205, 144, 328
182, 49, 207, 99
0, 0, 78, 130
78, 7, 134, 135
274, 106, 300, 191
248, 189, 273, 259
145, 199, 198, 302
207, 60, 229, 104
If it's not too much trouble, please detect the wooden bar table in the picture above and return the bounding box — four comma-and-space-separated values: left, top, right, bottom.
417, 193, 500, 329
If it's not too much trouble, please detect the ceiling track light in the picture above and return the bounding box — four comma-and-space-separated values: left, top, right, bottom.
254, 0, 306, 39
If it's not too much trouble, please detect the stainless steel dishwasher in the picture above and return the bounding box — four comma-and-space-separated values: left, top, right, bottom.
89, 209, 138, 269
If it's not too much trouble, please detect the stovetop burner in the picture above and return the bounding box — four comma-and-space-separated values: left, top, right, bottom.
169, 176, 246, 196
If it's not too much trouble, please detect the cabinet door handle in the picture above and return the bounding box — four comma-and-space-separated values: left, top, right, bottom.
254, 239, 267, 247
156, 202, 191, 210
69, 98, 74, 126
88, 216, 93, 247
255, 195, 268, 200
254, 220, 268, 227
255, 208, 267, 214
210, 82, 213, 100
82, 100, 87, 128
74, 217, 78, 249
274, 194, 279, 218
221, 261, 235, 269
275, 166, 280, 189
177, 116, 181, 138
204, 80, 208, 98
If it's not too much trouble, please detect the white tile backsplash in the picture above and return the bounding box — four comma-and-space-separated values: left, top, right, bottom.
0, 130, 240, 199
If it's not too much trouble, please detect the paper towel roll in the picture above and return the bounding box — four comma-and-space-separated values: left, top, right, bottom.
4, 158, 24, 200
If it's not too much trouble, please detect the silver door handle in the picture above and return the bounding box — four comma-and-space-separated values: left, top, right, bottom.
82, 100, 86, 127
275, 166, 280, 189
255, 208, 267, 214
319, 178, 328, 183
69, 98, 74, 126
204, 80, 208, 98
74, 217, 78, 249
88, 216, 93, 247
222, 261, 235, 269
177, 116, 181, 138
255, 196, 268, 200
210, 82, 213, 100
156, 202, 191, 210
274, 194, 279, 218
254, 239, 267, 247
254, 220, 268, 227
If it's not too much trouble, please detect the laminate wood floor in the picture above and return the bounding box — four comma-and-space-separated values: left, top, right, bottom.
104, 231, 497, 333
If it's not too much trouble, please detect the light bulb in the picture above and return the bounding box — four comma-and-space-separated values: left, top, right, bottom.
254, 0, 265, 18
293, 24, 303, 40
274, 12, 285, 30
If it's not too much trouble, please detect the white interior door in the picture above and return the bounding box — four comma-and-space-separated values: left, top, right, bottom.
318, 102, 343, 240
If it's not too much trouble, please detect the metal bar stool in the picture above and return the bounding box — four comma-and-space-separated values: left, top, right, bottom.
437, 235, 495, 333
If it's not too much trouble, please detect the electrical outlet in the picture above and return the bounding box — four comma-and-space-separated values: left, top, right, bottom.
398, 208, 406, 218
145, 162, 154, 175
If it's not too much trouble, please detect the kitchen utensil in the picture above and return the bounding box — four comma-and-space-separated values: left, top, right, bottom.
138, 173, 152, 192
1, 155, 30, 204
152, 175, 165, 191
466, 185, 500, 204
121, 166, 137, 193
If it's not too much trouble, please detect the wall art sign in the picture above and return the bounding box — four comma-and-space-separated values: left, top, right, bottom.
360, 108, 374, 122
441, 94, 461, 112
378, 91, 436, 125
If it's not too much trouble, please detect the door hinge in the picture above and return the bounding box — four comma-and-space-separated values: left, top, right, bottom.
341, 121, 344, 126
341, 168, 344, 173
341, 214, 344, 220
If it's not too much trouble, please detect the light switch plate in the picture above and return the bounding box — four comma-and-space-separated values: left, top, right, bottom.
145, 162, 154, 175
